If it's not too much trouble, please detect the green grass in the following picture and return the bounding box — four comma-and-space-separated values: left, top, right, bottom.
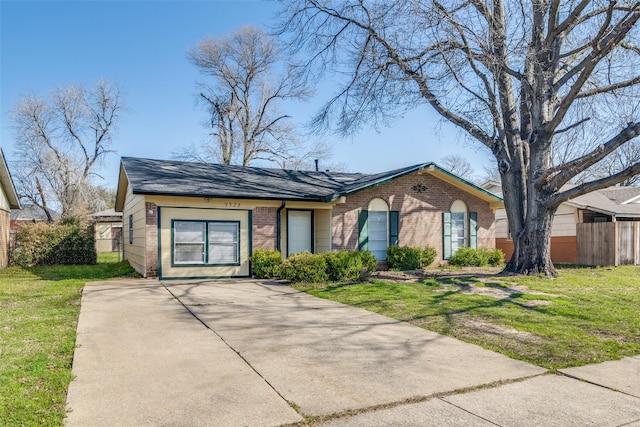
0, 259, 137, 426
96, 252, 123, 264
294, 266, 640, 370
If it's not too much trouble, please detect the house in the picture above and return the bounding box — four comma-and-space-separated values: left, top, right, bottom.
483, 181, 640, 264
91, 209, 123, 253
10, 204, 58, 228
0, 149, 21, 268
115, 157, 504, 279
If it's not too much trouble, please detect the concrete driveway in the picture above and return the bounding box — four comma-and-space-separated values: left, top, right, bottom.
66, 279, 640, 426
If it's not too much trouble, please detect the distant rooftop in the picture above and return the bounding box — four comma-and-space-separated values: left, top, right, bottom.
10, 204, 59, 221
481, 181, 640, 217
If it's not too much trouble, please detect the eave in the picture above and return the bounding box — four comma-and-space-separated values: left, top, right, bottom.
0, 149, 20, 210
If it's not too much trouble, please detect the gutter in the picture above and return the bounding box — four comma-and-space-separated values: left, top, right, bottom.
276, 200, 286, 253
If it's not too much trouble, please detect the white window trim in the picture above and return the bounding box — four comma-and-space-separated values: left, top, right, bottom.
368, 198, 390, 261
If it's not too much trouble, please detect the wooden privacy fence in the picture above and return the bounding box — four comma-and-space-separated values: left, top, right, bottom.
577, 222, 640, 266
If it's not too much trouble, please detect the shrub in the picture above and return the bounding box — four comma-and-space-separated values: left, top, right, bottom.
387, 246, 421, 270
420, 246, 437, 267
11, 221, 97, 267
279, 252, 329, 283
449, 247, 487, 267
387, 245, 437, 270
359, 250, 379, 276
449, 247, 505, 267
278, 250, 377, 283
487, 248, 505, 266
324, 250, 356, 282
251, 249, 282, 279
324, 250, 378, 282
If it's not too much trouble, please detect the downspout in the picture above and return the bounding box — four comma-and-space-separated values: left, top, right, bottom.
276, 200, 286, 253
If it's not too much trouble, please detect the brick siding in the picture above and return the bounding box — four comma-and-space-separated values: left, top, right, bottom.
252, 207, 277, 251
331, 171, 496, 263
145, 202, 158, 277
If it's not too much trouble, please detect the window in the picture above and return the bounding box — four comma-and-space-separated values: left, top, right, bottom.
358, 198, 398, 261
129, 214, 133, 244
450, 212, 466, 254
173, 220, 240, 265
368, 211, 388, 261
443, 200, 477, 259
174, 221, 205, 264
208, 222, 239, 264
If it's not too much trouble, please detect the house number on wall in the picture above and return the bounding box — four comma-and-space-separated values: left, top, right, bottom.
224, 202, 241, 208
412, 184, 428, 193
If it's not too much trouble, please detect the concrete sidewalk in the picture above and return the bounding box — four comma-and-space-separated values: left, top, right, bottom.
66, 279, 640, 426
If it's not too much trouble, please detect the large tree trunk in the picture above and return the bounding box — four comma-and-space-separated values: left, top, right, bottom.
501, 175, 558, 277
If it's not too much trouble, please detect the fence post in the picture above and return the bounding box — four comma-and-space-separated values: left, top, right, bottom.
633, 221, 640, 265
614, 221, 619, 267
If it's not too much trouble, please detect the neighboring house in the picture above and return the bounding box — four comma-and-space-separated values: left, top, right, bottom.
483, 181, 640, 264
10, 205, 59, 264
0, 149, 20, 268
92, 209, 123, 253
115, 157, 503, 279
10, 204, 58, 228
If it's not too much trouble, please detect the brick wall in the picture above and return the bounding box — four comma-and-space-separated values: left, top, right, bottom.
252, 207, 277, 251
145, 202, 158, 277
331, 171, 496, 263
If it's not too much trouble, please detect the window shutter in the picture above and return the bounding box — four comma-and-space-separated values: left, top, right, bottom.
443, 211, 452, 259
469, 212, 478, 249
389, 211, 399, 246
358, 210, 368, 251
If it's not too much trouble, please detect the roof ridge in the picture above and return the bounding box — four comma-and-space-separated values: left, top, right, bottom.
121, 156, 364, 177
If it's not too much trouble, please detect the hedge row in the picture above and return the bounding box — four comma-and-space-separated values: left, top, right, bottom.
251, 249, 377, 283
449, 247, 504, 267
11, 221, 97, 267
386, 245, 437, 270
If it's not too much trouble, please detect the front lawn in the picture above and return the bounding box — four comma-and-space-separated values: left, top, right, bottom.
0, 260, 136, 426
294, 266, 640, 370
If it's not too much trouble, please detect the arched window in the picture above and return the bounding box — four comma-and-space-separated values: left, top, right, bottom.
368, 198, 389, 261
443, 200, 477, 259
450, 200, 468, 254
358, 198, 399, 261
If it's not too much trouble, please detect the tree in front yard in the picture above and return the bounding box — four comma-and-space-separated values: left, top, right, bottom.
278, 0, 640, 276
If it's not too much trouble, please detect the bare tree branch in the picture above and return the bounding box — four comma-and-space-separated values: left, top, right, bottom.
551, 161, 640, 207
545, 121, 640, 191
11, 80, 123, 218
183, 25, 323, 168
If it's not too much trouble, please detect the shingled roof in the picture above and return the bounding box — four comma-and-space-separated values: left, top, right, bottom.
568, 186, 640, 217
483, 180, 640, 217
115, 157, 502, 210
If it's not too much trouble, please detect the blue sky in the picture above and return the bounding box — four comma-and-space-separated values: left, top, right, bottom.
1, 0, 493, 190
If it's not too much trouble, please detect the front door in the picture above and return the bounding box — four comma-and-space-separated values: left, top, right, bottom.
288, 210, 313, 255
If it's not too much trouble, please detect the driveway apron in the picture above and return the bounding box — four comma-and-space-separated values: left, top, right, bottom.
164, 279, 545, 417
65, 280, 302, 427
